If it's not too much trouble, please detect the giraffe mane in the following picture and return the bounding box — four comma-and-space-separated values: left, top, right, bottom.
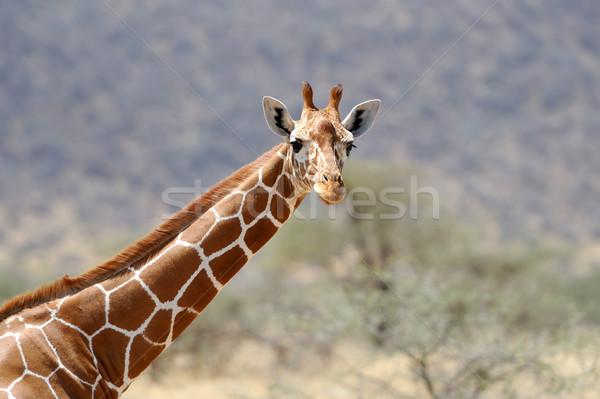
0, 144, 286, 322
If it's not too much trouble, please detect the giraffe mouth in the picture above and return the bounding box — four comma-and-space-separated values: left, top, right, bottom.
314, 184, 346, 205
319, 196, 342, 205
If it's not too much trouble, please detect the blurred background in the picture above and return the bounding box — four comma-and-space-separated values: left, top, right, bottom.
1, 0, 599, 397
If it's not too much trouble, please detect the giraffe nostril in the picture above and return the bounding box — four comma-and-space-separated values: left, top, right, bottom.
322, 172, 343, 185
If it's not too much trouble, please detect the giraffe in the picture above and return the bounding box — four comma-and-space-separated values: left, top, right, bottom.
0, 82, 380, 399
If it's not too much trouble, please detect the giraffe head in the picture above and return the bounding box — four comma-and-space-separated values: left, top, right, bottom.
263, 82, 380, 204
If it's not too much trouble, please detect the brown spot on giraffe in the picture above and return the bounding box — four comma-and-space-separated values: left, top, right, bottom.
91, 328, 130, 386
276, 174, 295, 199
180, 210, 216, 244
56, 286, 106, 336
11, 375, 54, 397
128, 335, 164, 380
262, 155, 283, 187
243, 186, 270, 223
213, 192, 244, 218
49, 369, 94, 399
270, 194, 291, 223
43, 329, 96, 385
171, 309, 197, 341
177, 269, 219, 313
200, 216, 243, 256
108, 280, 155, 331
93, 383, 118, 399
21, 306, 52, 327
244, 218, 278, 253
144, 309, 172, 345
20, 328, 56, 377
138, 246, 201, 303
209, 245, 248, 285
0, 335, 24, 388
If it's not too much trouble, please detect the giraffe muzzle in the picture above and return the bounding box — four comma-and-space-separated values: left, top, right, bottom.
314, 171, 346, 204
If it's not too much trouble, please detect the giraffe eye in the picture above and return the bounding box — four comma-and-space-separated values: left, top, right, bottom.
346, 144, 357, 157
291, 140, 302, 153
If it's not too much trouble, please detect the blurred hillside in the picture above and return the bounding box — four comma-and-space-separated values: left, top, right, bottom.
1, 1, 600, 281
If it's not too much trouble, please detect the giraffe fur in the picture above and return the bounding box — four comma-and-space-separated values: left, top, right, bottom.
0, 82, 380, 398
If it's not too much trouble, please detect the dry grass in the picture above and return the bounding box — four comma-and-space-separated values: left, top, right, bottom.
124, 338, 597, 399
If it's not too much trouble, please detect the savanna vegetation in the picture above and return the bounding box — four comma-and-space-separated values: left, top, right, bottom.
0, 161, 597, 398
123, 162, 599, 399
1, 162, 598, 398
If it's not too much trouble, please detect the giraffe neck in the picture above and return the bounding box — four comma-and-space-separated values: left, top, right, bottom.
0, 146, 307, 398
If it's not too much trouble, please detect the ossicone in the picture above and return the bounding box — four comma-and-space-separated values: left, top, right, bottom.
302, 81, 317, 110
327, 83, 343, 111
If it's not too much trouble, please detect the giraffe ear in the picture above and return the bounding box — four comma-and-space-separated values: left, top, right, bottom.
342, 99, 381, 138
263, 96, 295, 137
